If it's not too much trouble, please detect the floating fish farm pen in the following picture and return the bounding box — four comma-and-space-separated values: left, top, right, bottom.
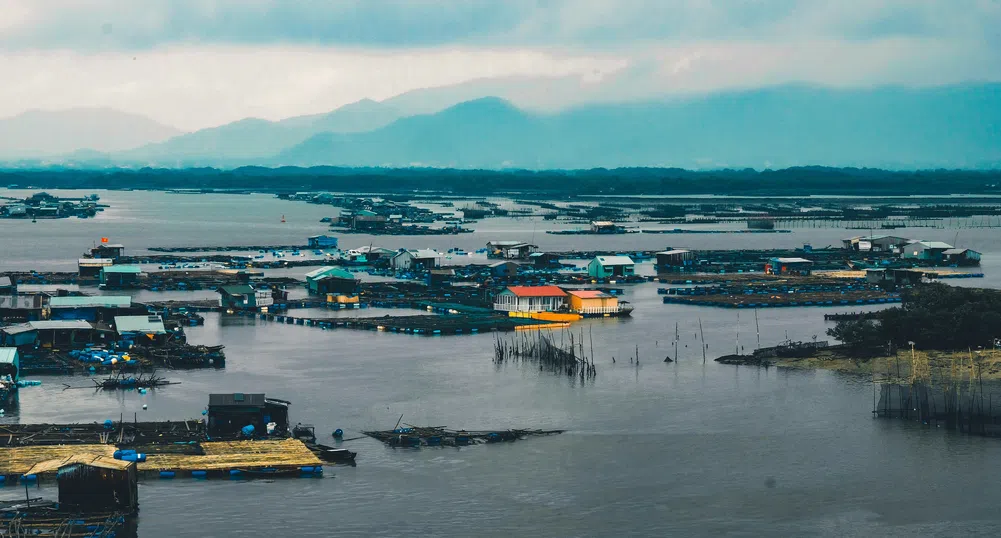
363, 427, 563, 448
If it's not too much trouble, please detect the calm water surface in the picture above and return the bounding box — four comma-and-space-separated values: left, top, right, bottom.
2, 190, 1001, 537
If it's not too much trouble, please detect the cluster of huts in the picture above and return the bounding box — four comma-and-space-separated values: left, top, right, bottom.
842, 235, 981, 265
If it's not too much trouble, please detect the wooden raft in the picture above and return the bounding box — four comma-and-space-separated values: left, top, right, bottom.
140, 439, 321, 472
1, 439, 321, 476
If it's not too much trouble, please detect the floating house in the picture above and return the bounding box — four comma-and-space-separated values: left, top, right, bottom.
207, 393, 291, 439
566, 290, 631, 316
590, 221, 621, 234
353, 211, 388, 231
901, 241, 954, 262
78, 258, 114, 279
304, 266, 359, 295
346, 245, 396, 263
842, 235, 911, 253
0, 295, 45, 322
90, 243, 125, 260
656, 249, 695, 271
942, 248, 982, 266
100, 265, 142, 288
427, 268, 455, 287
587, 256, 635, 279
48, 295, 134, 322
217, 285, 274, 310
391, 249, 442, 271
529, 252, 560, 268
114, 314, 169, 346
865, 268, 928, 287
0, 320, 112, 349
493, 286, 568, 313
25, 455, 138, 514
307, 235, 338, 249
488, 261, 521, 278
765, 257, 814, 275
486, 241, 537, 260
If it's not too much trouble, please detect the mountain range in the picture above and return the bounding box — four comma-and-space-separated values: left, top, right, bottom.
2, 83, 999, 169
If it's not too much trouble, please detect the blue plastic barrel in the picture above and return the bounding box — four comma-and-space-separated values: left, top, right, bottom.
333, 428, 343, 438
191, 470, 207, 478
159, 471, 175, 479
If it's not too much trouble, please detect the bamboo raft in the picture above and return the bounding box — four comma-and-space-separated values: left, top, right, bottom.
0, 439, 322, 479
1, 507, 133, 538
363, 426, 563, 448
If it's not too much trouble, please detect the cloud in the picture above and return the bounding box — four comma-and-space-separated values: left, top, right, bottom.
2, 0, 999, 50
0, 1, 997, 131
0, 45, 628, 130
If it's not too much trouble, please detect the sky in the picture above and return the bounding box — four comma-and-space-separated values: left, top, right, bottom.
1, 0, 999, 131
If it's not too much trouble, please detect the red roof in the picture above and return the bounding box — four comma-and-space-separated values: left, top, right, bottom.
566, 290, 611, 299
504, 285, 567, 297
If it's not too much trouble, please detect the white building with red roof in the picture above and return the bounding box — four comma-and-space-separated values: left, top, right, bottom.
493, 285, 568, 313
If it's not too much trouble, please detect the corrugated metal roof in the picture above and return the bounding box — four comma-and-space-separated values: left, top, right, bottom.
917, 241, 954, 249
16, 284, 80, 294
78, 258, 114, 267
771, 257, 813, 264
0, 276, 11, 287
209, 393, 266, 407
218, 285, 255, 295
102, 265, 142, 274
656, 250, 691, 255
595, 256, 634, 266
114, 315, 167, 334
304, 266, 353, 280
0, 348, 17, 364
49, 296, 132, 308
29, 320, 94, 330
0, 323, 35, 335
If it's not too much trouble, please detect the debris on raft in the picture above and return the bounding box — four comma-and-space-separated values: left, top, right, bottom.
363, 426, 563, 447
494, 329, 597, 380
63, 370, 179, 391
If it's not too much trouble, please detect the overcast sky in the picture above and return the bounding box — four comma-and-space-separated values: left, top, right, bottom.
2, 0, 999, 131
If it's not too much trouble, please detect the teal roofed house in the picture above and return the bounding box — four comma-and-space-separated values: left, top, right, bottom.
99, 265, 142, 289
305, 266, 359, 295
587, 256, 635, 279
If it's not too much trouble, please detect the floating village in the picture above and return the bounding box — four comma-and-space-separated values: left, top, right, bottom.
1, 190, 1000, 534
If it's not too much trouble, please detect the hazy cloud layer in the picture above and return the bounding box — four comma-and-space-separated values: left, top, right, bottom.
1, 1, 998, 130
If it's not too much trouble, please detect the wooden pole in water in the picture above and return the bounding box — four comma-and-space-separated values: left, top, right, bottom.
735, 311, 740, 355
754, 309, 760, 350
699, 317, 707, 364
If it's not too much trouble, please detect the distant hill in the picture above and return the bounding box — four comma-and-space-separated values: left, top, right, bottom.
4, 84, 999, 170
0, 108, 182, 158
272, 85, 1001, 170
118, 98, 407, 165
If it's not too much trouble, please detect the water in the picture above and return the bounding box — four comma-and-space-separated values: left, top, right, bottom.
4, 190, 1001, 536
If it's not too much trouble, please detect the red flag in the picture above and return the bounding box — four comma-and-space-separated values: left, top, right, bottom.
101, 237, 109, 243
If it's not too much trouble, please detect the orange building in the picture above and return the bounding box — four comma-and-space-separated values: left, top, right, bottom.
566, 290, 620, 315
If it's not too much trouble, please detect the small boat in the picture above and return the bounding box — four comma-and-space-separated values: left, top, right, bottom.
309, 443, 357, 464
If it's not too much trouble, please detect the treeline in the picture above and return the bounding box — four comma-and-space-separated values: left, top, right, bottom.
1, 166, 1000, 196
828, 284, 1001, 352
